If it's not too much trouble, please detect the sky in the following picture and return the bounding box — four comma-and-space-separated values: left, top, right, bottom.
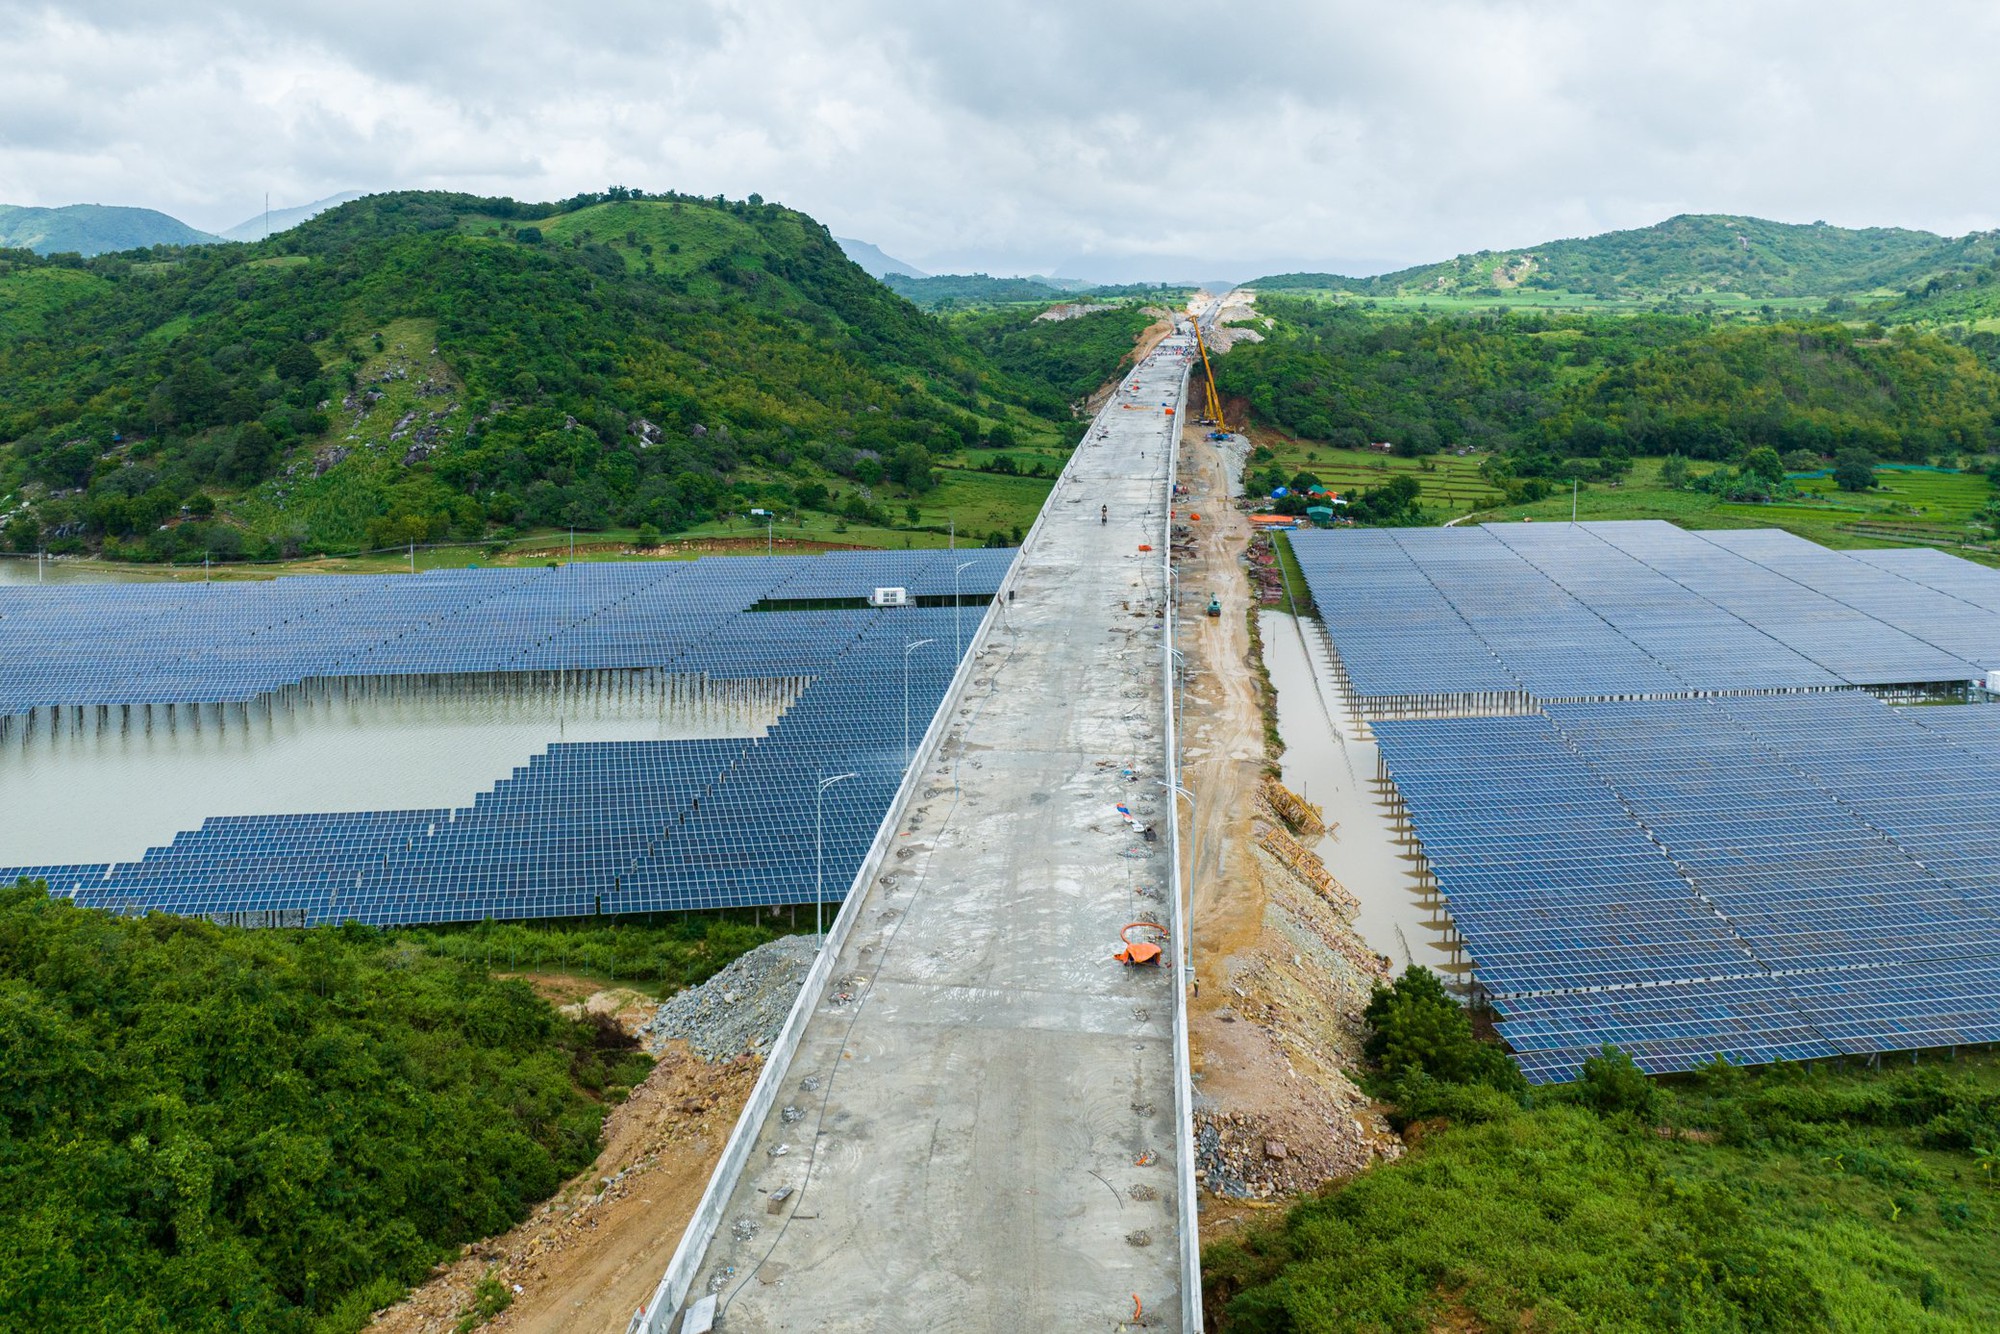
4, 0, 1998, 282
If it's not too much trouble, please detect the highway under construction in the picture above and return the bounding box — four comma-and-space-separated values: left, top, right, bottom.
635, 329, 1204, 1332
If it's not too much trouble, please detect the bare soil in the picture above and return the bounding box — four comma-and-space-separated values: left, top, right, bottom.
1172, 366, 1399, 1231
369, 1031, 758, 1334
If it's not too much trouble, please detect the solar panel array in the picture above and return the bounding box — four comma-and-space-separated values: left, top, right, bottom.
0, 548, 1016, 713
1376, 692, 2000, 1082
1294, 521, 2000, 705
3, 552, 1013, 925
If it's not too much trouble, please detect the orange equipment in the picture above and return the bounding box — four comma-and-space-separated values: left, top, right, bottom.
1114, 921, 1169, 966
1193, 323, 1227, 429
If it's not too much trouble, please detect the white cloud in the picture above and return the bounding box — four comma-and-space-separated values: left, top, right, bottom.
2, 0, 1996, 276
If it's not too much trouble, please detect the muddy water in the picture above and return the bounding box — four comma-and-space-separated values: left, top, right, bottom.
1, 684, 790, 868
0, 557, 173, 585
1258, 608, 1452, 974
1, 561, 805, 867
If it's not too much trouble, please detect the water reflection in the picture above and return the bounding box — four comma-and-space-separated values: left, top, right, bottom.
3, 680, 791, 867
1258, 609, 1450, 974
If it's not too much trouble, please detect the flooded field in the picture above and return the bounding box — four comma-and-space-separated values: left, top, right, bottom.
2, 679, 795, 867
1258, 608, 1451, 974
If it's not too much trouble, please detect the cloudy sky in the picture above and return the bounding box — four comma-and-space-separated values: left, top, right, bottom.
4, 0, 1997, 280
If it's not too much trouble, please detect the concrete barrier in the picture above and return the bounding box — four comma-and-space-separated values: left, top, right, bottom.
1161, 353, 1205, 1333
627, 350, 1166, 1333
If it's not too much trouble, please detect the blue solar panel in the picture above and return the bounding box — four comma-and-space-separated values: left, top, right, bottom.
1293, 520, 1987, 706
1376, 693, 2000, 1082
1, 556, 1008, 928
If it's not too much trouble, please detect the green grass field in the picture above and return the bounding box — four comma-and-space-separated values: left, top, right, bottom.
1466, 458, 1999, 558
1248, 440, 1508, 516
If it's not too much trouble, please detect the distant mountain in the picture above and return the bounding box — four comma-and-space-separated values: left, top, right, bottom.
834, 236, 927, 279
220, 191, 367, 242
0, 203, 220, 256
1253, 215, 2000, 301
883, 272, 1070, 309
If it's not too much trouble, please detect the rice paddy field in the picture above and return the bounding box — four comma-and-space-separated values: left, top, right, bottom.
1244, 440, 1508, 515
1239, 426, 2000, 561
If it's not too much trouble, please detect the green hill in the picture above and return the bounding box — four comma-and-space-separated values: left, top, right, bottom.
0, 203, 221, 256
0, 190, 1127, 562
1874, 256, 2000, 327
1256, 215, 2000, 302
1213, 296, 2000, 461
884, 272, 1075, 310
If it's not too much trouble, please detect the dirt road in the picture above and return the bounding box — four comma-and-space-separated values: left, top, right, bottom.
370, 1035, 757, 1334
1169, 366, 1398, 1224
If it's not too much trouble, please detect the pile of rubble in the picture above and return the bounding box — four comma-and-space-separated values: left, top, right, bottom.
1244, 533, 1287, 605
1195, 1105, 1386, 1199
640, 935, 820, 1061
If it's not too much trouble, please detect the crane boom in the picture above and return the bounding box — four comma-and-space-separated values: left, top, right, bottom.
1193, 321, 1226, 430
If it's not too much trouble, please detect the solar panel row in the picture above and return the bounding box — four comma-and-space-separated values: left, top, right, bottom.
1295, 520, 1999, 703
0, 548, 1016, 714
1375, 692, 2000, 1082
3, 555, 1009, 927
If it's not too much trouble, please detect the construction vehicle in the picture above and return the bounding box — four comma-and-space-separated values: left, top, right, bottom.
1192, 323, 1227, 430
1114, 921, 1169, 966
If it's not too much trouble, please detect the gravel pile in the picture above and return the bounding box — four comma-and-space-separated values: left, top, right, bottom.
640, 934, 821, 1061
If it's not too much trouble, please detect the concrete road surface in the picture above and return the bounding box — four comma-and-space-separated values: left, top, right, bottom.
677, 338, 1196, 1331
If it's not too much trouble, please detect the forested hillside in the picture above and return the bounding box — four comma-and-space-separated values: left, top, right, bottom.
1879, 255, 2000, 327
1214, 297, 2000, 464
0, 879, 736, 1331
0, 203, 221, 257
0, 190, 1130, 562
1256, 214, 2000, 301
885, 273, 1076, 309
954, 304, 1162, 405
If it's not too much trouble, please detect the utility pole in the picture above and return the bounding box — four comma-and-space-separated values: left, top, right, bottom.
903, 637, 935, 766
814, 772, 858, 938
954, 560, 974, 664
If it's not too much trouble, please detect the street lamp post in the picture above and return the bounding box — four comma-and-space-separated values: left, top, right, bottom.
814, 772, 858, 938
954, 560, 975, 663
903, 637, 936, 766
1158, 779, 1198, 994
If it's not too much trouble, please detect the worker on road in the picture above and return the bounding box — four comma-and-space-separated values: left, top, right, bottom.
1100, 504, 1108, 525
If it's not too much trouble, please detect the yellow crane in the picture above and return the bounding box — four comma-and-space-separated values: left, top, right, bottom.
1193, 321, 1226, 430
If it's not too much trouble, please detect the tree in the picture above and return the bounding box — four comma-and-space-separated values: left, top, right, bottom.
886, 443, 936, 494
1578, 1044, 1659, 1121
1363, 966, 1523, 1091
1740, 446, 1785, 486
274, 343, 321, 383
1832, 447, 1877, 492
1659, 452, 1690, 487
